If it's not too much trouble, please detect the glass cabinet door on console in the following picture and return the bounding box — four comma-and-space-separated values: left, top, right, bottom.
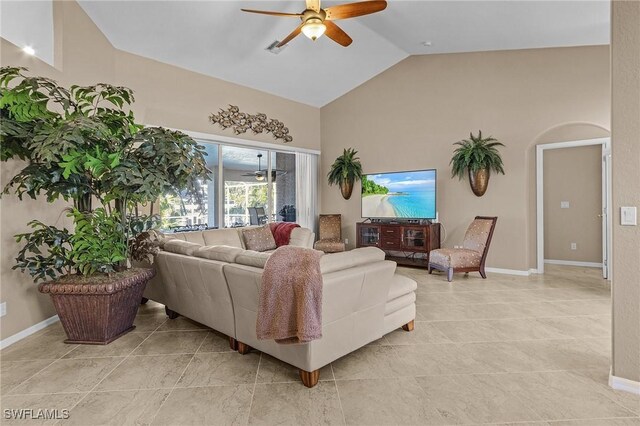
402, 226, 427, 250
359, 225, 381, 247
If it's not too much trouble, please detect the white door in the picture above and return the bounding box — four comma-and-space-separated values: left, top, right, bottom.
601, 143, 612, 279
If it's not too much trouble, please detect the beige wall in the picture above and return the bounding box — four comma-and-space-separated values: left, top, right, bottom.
611, 0, 640, 383
543, 145, 602, 263
0, 1, 320, 340
321, 46, 610, 271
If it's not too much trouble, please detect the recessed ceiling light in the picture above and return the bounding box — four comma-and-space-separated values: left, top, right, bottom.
22, 46, 35, 55
421, 41, 432, 47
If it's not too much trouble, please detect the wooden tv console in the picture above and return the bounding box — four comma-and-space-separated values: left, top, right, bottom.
356, 221, 441, 268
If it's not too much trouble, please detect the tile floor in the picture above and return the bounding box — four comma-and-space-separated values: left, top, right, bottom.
1, 265, 638, 425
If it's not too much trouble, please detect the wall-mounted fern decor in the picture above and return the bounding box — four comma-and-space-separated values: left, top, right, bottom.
209, 105, 293, 143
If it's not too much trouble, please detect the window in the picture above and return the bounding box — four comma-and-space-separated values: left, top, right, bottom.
271, 151, 296, 222
159, 143, 218, 231
158, 139, 308, 231
222, 146, 269, 228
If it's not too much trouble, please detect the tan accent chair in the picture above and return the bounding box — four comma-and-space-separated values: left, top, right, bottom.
314, 214, 346, 253
428, 216, 497, 282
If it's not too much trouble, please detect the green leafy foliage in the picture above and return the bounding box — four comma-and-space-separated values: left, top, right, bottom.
450, 130, 505, 180
68, 208, 127, 276
361, 175, 389, 196
0, 67, 211, 282
327, 148, 363, 186
14, 221, 73, 282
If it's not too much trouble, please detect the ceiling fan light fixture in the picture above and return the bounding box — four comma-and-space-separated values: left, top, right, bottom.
302, 18, 326, 41
255, 174, 266, 182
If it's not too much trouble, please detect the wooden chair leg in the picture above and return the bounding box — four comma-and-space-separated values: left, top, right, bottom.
479, 268, 487, 279
229, 337, 238, 351
447, 268, 454, 282
402, 320, 415, 332
428, 265, 433, 274
299, 369, 320, 388
165, 306, 179, 319
140, 297, 149, 305
237, 342, 252, 355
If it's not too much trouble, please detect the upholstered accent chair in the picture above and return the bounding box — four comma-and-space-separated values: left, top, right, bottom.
314, 214, 346, 253
428, 216, 497, 282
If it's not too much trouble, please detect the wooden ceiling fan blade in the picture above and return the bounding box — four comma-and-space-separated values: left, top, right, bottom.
324, 21, 353, 47
306, 0, 321, 12
325, 0, 387, 20
276, 23, 304, 47
240, 9, 302, 17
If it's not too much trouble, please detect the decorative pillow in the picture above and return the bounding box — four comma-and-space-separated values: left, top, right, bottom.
194, 245, 244, 263
163, 240, 202, 256
242, 225, 277, 252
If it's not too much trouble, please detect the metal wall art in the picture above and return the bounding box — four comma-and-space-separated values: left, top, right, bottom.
209, 105, 293, 143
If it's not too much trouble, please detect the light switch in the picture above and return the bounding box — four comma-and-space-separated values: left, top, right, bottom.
561, 201, 570, 209
621, 207, 637, 226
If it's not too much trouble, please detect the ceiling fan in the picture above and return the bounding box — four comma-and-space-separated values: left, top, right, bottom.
241, 154, 287, 182
241, 0, 387, 47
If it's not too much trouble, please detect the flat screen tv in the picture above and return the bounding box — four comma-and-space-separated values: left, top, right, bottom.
361, 169, 436, 219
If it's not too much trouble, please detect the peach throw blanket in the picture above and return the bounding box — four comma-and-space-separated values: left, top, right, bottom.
257, 246, 323, 344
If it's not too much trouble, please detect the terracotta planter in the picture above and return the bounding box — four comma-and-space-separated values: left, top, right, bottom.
469, 168, 490, 197
39, 268, 155, 345
340, 178, 354, 200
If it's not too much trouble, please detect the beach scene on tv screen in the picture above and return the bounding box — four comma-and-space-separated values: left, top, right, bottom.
361, 170, 436, 219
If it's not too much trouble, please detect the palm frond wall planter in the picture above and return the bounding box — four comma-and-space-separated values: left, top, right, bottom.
209, 105, 293, 143
450, 131, 505, 197
327, 148, 363, 200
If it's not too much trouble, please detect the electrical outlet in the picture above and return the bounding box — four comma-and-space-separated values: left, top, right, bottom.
561, 201, 570, 209
570, 243, 577, 250
0, 302, 6, 317
344, 238, 349, 245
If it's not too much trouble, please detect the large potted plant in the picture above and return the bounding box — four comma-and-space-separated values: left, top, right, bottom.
327, 148, 363, 200
0, 67, 210, 344
450, 131, 505, 196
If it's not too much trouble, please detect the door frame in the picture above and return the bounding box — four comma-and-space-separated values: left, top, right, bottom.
536, 137, 612, 277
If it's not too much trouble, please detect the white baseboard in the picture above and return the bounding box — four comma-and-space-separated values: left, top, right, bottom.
528, 268, 541, 275
485, 267, 531, 276
0, 315, 60, 350
609, 372, 640, 395
544, 259, 603, 268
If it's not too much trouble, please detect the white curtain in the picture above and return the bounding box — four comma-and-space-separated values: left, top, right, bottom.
295, 152, 319, 233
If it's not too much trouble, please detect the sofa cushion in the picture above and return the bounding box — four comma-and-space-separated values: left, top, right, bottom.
387, 274, 418, 301
195, 245, 244, 263
163, 240, 202, 256
157, 232, 177, 248
320, 247, 386, 274
202, 229, 244, 248
235, 250, 272, 268
289, 227, 313, 248
178, 231, 206, 245
242, 225, 277, 252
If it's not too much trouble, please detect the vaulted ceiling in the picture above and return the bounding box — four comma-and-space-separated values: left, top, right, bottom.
1, 1, 610, 107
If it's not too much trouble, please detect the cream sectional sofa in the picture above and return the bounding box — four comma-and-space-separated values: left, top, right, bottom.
143, 227, 417, 387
